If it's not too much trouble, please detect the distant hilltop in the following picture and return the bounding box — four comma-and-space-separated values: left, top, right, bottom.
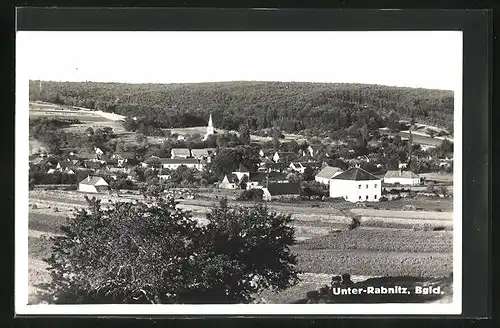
28, 80, 454, 135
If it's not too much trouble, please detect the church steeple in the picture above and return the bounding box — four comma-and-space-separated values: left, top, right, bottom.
203, 113, 214, 141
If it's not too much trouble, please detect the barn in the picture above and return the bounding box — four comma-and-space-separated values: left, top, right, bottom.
78, 176, 109, 193
383, 170, 421, 186
262, 182, 301, 201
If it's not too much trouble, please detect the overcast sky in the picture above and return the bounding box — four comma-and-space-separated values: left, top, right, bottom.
17, 31, 462, 90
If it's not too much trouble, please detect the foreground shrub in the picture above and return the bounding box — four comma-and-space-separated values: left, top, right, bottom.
237, 189, 264, 201
348, 217, 361, 230
43, 197, 299, 304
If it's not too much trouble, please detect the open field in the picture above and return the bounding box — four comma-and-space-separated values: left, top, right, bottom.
27, 188, 453, 303
298, 229, 452, 253
294, 249, 452, 278
379, 128, 444, 147
30, 102, 128, 135
420, 172, 454, 183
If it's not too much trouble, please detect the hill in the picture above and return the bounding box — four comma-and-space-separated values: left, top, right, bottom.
29, 81, 454, 135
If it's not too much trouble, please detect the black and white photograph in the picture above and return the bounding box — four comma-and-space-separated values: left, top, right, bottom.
16, 29, 462, 315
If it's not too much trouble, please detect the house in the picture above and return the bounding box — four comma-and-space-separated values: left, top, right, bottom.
159, 158, 206, 171
315, 166, 343, 185
383, 170, 421, 186
273, 151, 296, 163
262, 182, 301, 201
259, 159, 288, 173
301, 161, 322, 171
170, 148, 191, 159
158, 174, 171, 181
142, 155, 162, 168
117, 152, 139, 166
78, 176, 109, 193
329, 167, 381, 202
84, 161, 103, 170
289, 162, 306, 174
94, 147, 104, 157
398, 163, 408, 169
190, 149, 209, 158
219, 174, 240, 190
304, 145, 323, 157
232, 163, 250, 181
259, 149, 275, 159
76, 149, 96, 160
247, 172, 288, 190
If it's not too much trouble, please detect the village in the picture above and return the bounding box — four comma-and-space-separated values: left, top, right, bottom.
28, 112, 453, 204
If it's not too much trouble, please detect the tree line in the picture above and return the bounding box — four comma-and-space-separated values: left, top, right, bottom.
30, 80, 454, 135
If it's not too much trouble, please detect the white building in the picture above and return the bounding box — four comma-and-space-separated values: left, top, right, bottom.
289, 162, 306, 174
202, 114, 215, 141
78, 176, 109, 193
315, 166, 343, 185
398, 163, 408, 169
218, 174, 239, 190
329, 167, 381, 202
232, 163, 250, 181
170, 148, 191, 159
384, 170, 421, 186
159, 158, 206, 171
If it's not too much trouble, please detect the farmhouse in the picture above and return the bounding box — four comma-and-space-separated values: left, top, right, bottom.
315, 166, 343, 185
384, 170, 421, 186
259, 159, 288, 173
247, 172, 288, 190
76, 149, 96, 160
218, 174, 240, 190
232, 163, 250, 181
159, 158, 206, 171
262, 182, 301, 201
78, 176, 109, 193
171, 148, 191, 159
289, 162, 306, 174
329, 167, 381, 202
190, 148, 209, 159
111, 152, 137, 166
259, 149, 275, 159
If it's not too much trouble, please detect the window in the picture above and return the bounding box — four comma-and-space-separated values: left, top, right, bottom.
358, 196, 362, 200
345, 196, 348, 200
358, 184, 361, 189
366, 195, 369, 200
366, 184, 369, 189
374, 184, 378, 188
374, 195, 378, 199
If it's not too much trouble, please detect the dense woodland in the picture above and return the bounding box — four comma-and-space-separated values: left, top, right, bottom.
29, 81, 454, 135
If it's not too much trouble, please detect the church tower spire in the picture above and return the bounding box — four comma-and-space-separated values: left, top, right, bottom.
208, 114, 213, 128
203, 113, 214, 141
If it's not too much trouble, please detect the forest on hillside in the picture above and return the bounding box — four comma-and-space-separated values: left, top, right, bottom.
29, 81, 454, 135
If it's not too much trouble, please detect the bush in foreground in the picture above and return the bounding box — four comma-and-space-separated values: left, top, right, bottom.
42, 197, 299, 304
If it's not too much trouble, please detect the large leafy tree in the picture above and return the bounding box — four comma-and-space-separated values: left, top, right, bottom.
43, 197, 299, 304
